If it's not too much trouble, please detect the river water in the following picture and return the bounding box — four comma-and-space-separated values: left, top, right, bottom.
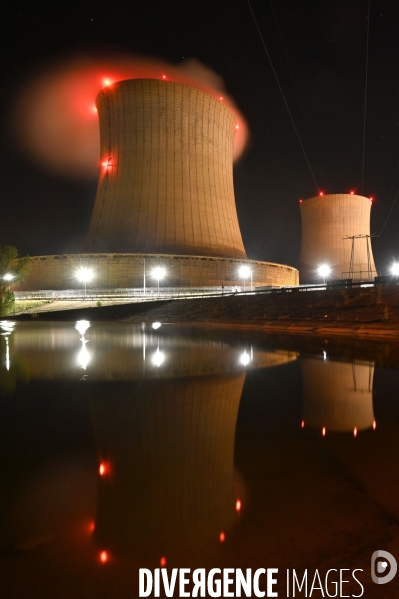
0, 321, 399, 598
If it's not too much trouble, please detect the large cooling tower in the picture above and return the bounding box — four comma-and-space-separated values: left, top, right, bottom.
299, 193, 376, 282
87, 79, 246, 258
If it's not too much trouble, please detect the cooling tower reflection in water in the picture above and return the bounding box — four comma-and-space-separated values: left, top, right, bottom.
0, 321, 297, 562
301, 357, 375, 435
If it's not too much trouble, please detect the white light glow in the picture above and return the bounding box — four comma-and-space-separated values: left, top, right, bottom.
76, 267, 94, 283
391, 263, 399, 276
3, 273, 15, 282
152, 347, 164, 367
240, 350, 250, 366
152, 267, 166, 281
239, 265, 251, 278
317, 264, 331, 278
75, 320, 91, 336
152, 322, 162, 330
0, 321, 15, 334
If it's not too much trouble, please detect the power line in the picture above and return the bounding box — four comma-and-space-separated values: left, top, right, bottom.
361, 0, 371, 194
375, 188, 399, 236
246, 0, 320, 191
268, 0, 326, 188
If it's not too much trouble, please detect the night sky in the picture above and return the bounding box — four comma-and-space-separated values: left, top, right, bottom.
1, 0, 399, 272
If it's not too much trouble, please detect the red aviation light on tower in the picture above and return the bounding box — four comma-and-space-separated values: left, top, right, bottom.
301, 420, 305, 428
319, 191, 324, 196
350, 190, 354, 195
235, 499, 242, 512
353, 426, 358, 438
370, 197, 374, 202
160, 557, 167, 567
219, 532, 225, 542
219, 96, 223, 101
99, 551, 109, 564
299, 199, 303, 203
322, 426, 326, 437
99, 462, 109, 476
103, 78, 112, 87
373, 420, 377, 430
162, 74, 166, 80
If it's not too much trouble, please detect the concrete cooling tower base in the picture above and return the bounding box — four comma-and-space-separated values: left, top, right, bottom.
16, 252, 298, 291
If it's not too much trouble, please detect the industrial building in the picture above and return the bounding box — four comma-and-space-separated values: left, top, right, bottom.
18, 79, 298, 292
299, 193, 376, 283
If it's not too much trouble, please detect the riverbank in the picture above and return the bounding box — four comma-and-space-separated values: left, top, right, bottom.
8, 285, 399, 340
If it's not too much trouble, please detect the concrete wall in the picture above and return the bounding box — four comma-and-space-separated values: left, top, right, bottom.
299, 194, 376, 282
87, 79, 246, 259
16, 253, 299, 291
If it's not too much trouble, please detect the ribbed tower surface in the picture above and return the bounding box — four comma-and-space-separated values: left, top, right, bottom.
87, 79, 246, 259
299, 193, 376, 282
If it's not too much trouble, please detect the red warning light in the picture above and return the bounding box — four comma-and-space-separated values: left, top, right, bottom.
93, 106, 97, 113
353, 426, 358, 438
103, 79, 111, 87
235, 124, 239, 129
219, 96, 223, 101
219, 532, 225, 542
100, 551, 109, 563
372, 420, 377, 430
299, 199, 303, 203
235, 499, 242, 512
89, 521, 95, 533
160, 557, 167, 567
301, 420, 305, 428
350, 191, 354, 195
322, 426, 326, 437
319, 192, 324, 196
99, 462, 107, 476
162, 75, 166, 79
370, 197, 373, 202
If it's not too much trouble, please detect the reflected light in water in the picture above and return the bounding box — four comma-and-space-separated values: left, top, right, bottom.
240, 350, 250, 366
152, 322, 162, 330
354, 426, 358, 438
322, 426, 326, 437
77, 337, 90, 370
219, 532, 225, 542
75, 320, 91, 336
152, 347, 165, 367
99, 463, 108, 476
235, 499, 242, 512
1, 321, 16, 371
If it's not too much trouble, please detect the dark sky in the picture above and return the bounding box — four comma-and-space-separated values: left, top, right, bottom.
1, 0, 399, 271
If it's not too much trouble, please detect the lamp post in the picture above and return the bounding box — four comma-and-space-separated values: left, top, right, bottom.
317, 264, 331, 286
76, 267, 94, 300
239, 265, 252, 292
152, 267, 165, 296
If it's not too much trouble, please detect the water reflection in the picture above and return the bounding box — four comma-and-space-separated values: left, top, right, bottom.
301, 357, 375, 436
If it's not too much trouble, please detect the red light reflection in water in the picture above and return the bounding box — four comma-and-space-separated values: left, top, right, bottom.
236, 499, 242, 512
301, 420, 305, 428
13, 55, 249, 178
373, 420, 377, 430
322, 427, 326, 437
219, 532, 225, 542
353, 427, 358, 438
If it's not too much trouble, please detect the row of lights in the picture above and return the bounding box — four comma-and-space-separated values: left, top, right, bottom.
299, 193, 374, 203
317, 262, 399, 282
301, 420, 377, 436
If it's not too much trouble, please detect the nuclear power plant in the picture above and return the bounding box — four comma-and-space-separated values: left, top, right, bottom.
18, 78, 298, 292
299, 193, 377, 283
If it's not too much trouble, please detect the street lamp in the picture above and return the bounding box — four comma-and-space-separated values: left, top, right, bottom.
76, 267, 94, 299
2, 273, 15, 291
317, 264, 331, 285
152, 267, 165, 295
391, 263, 399, 276
239, 265, 252, 292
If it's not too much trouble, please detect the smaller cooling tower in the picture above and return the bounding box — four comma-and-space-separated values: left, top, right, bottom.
299, 193, 376, 282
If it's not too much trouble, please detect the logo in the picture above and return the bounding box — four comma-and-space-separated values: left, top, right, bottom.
371, 550, 397, 585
